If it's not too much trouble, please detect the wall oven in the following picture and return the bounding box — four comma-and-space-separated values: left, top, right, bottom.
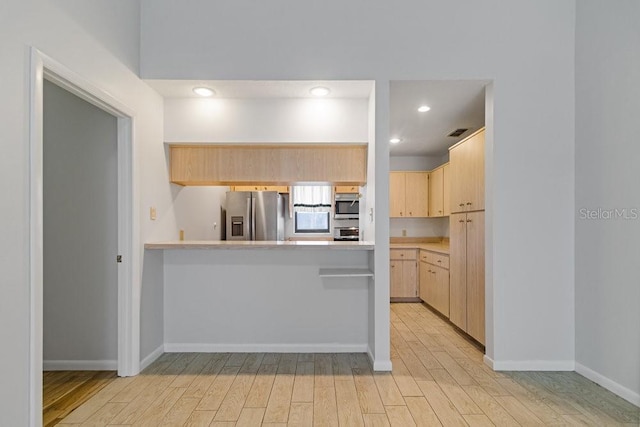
334, 193, 359, 219
334, 227, 359, 241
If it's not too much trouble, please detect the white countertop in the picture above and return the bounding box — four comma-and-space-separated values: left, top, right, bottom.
145, 240, 375, 250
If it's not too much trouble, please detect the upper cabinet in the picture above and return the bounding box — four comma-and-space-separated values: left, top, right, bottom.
170, 144, 367, 186
334, 185, 360, 194
428, 164, 447, 217
231, 185, 289, 193
443, 163, 451, 216
449, 128, 484, 213
389, 172, 429, 218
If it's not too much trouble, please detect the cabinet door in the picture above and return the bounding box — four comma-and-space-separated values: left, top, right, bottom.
449, 129, 484, 213
335, 185, 359, 194
464, 130, 485, 211
389, 172, 406, 217
390, 260, 417, 298
449, 213, 467, 329
419, 261, 430, 302
402, 260, 418, 298
449, 144, 466, 213
443, 163, 451, 216
170, 146, 219, 184
466, 211, 485, 344
390, 260, 403, 298
405, 172, 429, 217
428, 167, 444, 217
432, 265, 450, 318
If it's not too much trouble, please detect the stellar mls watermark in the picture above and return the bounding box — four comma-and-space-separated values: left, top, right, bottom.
578, 207, 639, 220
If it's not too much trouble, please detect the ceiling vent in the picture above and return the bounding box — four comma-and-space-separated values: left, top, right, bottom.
448, 128, 468, 137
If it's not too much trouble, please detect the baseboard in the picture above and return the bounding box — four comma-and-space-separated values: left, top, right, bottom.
575, 362, 640, 407
43, 359, 117, 371
483, 354, 494, 369
140, 345, 164, 371
490, 359, 575, 371
164, 343, 368, 353
367, 346, 392, 372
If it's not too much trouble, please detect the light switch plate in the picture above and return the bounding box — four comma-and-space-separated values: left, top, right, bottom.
150, 207, 157, 220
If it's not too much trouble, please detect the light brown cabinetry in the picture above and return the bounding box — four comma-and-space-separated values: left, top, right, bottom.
428, 167, 443, 217
389, 172, 429, 218
419, 250, 450, 317
231, 185, 289, 193
390, 249, 418, 300
443, 163, 451, 216
170, 144, 367, 186
449, 211, 485, 344
334, 185, 359, 194
449, 128, 484, 213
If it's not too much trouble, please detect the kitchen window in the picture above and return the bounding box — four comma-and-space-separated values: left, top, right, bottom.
292, 185, 332, 233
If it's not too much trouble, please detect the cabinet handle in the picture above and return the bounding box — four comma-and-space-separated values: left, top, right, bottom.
400, 254, 404, 257
431, 271, 436, 274
459, 219, 464, 223
437, 260, 441, 263
400, 212, 403, 216
466, 202, 472, 206
459, 203, 464, 207
409, 211, 412, 216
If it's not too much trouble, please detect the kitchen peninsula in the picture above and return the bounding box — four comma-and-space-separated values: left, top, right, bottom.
145, 240, 376, 358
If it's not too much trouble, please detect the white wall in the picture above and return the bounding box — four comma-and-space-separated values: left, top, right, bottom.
390, 156, 444, 172
141, 0, 577, 369
43, 80, 118, 366
0, 1, 167, 423
575, 0, 640, 404
164, 97, 369, 143
163, 249, 370, 351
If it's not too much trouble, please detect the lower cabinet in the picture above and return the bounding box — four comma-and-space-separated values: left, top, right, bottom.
450, 211, 485, 344
419, 251, 450, 317
390, 249, 418, 299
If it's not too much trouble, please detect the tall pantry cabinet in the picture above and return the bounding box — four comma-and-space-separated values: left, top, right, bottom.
449, 128, 486, 345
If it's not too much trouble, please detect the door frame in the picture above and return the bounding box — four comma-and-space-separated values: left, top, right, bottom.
28, 48, 137, 426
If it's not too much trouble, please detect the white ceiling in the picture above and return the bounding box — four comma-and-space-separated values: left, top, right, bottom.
390, 80, 487, 157
145, 79, 374, 99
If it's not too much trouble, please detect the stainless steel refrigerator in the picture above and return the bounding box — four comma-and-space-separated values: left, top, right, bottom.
225, 191, 284, 241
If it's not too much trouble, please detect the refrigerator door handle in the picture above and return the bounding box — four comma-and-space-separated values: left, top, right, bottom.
251, 196, 256, 240
246, 197, 252, 240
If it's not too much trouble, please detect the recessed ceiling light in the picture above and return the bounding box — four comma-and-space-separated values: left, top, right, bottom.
310, 86, 330, 97
390, 138, 402, 144
417, 105, 431, 112
193, 87, 215, 97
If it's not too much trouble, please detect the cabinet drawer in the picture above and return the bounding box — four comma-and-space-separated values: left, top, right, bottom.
419, 250, 449, 269
419, 250, 433, 264
431, 253, 449, 269
390, 249, 417, 260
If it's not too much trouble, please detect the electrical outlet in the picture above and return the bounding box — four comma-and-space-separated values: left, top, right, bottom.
402, 229, 407, 237
150, 207, 157, 220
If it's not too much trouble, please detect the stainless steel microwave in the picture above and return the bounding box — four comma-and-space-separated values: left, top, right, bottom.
334, 193, 359, 219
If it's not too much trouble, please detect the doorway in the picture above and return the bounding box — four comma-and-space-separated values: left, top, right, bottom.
43, 79, 118, 371
29, 49, 136, 427
387, 79, 490, 349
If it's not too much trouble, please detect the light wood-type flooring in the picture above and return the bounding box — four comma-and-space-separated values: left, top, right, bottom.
44, 370, 118, 426
51, 303, 639, 426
